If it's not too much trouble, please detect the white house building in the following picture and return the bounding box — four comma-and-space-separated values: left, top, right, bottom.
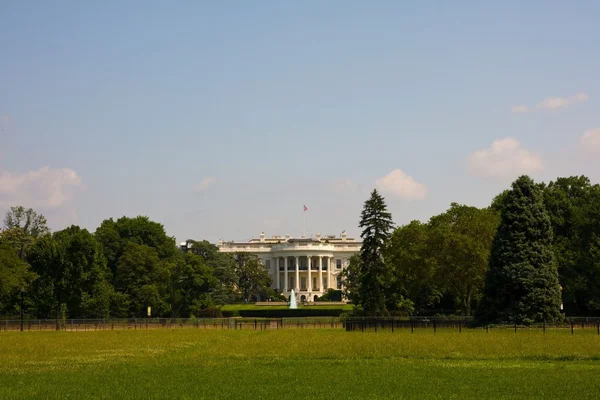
218, 231, 361, 302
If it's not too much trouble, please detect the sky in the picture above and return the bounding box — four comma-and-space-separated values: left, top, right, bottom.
1, 1, 600, 244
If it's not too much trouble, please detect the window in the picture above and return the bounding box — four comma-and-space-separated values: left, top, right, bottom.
336, 259, 342, 269
323, 278, 328, 289
337, 275, 343, 289
289, 277, 294, 289
265, 260, 271, 270
312, 277, 317, 289
300, 277, 307, 290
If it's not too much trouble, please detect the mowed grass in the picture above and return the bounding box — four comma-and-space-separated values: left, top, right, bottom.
1, 328, 600, 399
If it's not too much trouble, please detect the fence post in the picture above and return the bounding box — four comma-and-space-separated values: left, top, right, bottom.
514, 323, 517, 334
486, 325, 488, 334
411, 320, 414, 334
571, 320, 574, 335
543, 322, 545, 334
433, 320, 436, 334
459, 320, 462, 333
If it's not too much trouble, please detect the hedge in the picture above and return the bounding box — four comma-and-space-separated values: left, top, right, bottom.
221, 308, 348, 318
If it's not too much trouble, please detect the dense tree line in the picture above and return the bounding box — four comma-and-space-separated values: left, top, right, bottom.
0, 209, 279, 324
345, 175, 600, 322
2, 175, 600, 324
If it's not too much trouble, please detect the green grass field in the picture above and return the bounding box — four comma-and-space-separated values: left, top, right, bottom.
1, 329, 600, 399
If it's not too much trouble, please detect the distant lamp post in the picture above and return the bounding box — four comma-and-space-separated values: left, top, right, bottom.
146, 306, 151, 330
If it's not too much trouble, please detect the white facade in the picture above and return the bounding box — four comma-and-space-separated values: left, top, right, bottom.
218, 231, 361, 302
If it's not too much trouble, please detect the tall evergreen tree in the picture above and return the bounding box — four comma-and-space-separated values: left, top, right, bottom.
347, 189, 394, 316
477, 176, 562, 324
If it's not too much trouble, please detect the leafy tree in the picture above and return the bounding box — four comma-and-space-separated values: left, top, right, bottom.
542, 176, 600, 315
234, 253, 273, 302
1, 206, 49, 259
477, 176, 562, 324
346, 189, 395, 316
0, 244, 37, 315
114, 243, 171, 317
95, 216, 177, 279
428, 204, 500, 315
387, 221, 440, 314
169, 252, 218, 317
184, 240, 238, 304
27, 226, 112, 327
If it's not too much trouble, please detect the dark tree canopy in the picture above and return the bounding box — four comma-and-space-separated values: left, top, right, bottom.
477, 176, 562, 325
95, 216, 177, 279
346, 189, 395, 316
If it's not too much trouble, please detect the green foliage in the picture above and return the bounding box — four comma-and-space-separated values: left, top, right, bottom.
169, 252, 219, 317
114, 243, 171, 317
1, 206, 49, 259
345, 189, 396, 316
428, 204, 500, 315
387, 221, 440, 314
184, 240, 238, 304
542, 176, 600, 315
95, 216, 177, 279
316, 289, 343, 302
27, 226, 112, 323
234, 253, 273, 302
0, 243, 37, 314
477, 176, 562, 324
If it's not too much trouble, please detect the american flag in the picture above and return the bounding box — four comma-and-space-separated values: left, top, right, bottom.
303, 205, 307, 212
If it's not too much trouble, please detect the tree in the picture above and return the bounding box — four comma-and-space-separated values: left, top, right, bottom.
95, 216, 177, 280
169, 252, 219, 317
347, 189, 395, 316
428, 204, 500, 315
477, 176, 562, 325
234, 253, 273, 302
184, 240, 238, 304
0, 244, 36, 315
387, 221, 440, 314
114, 243, 171, 317
27, 226, 112, 326
542, 176, 600, 315
1, 206, 49, 259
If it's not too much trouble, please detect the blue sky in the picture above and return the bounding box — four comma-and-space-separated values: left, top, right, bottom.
1, 1, 599, 243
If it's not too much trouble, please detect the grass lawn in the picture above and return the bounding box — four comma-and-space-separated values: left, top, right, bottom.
1, 329, 600, 399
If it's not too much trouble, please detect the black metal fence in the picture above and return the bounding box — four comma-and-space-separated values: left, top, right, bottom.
344, 316, 600, 334
0, 317, 343, 332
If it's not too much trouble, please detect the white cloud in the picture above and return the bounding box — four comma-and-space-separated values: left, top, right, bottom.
468, 138, 543, 180
580, 128, 600, 152
0, 166, 83, 208
536, 92, 588, 110
375, 169, 427, 200
331, 179, 358, 193
511, 105, 529, 113
195, 177, 215, 192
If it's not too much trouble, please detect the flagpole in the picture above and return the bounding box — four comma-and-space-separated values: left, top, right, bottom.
302, 211, 306, 237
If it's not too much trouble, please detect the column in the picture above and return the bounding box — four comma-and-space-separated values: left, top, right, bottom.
307, 255, 312, 292
274, 257, 280, 291
326, 256, 331, 289
284, 257, 288, 292
295, 256, 300, 291
319, 256, 323, 292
